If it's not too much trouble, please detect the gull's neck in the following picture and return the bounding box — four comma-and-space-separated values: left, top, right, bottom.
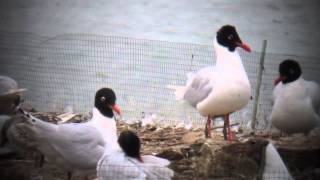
92, 107, 119, 151
92, 107, 111, 122
283, 76, 303, 86
213, 38, 242, 67
213, 38, 247, 75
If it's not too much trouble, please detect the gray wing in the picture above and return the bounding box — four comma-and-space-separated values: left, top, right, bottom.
183, 71, 213, 107
41, 123, 106, 169
16, 111, 105, 168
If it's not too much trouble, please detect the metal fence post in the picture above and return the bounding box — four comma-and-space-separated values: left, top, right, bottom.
251, 40, 267, 130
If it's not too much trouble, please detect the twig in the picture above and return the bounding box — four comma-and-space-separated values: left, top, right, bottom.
211, 123, 239, 130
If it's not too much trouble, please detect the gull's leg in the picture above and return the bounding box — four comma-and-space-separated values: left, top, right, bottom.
223, 115, 228, 140
67, 171, 72, 180
226, 114, 236, 141
205, 116, 211, 138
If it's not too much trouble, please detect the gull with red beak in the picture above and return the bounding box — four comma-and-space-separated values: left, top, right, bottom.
168, 25, 252, 140
271, 60, 320, 134
16, 87, 121, 180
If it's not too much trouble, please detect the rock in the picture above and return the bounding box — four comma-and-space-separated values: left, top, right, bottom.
277, 146, 320, 180
196, 142, 215, 177
170, 138, 269, 179
309, 127, 320, 137
181, 131, 203, 144
156, 149, 184, 161
299, 168, 320, 180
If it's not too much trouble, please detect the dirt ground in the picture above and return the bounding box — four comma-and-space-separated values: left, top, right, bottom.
0, 112, 320, 180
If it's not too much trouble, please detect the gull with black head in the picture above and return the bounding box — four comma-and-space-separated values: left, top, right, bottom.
17, 87, 121, 180
168, 25, 252, 140
271, 59, 320, 134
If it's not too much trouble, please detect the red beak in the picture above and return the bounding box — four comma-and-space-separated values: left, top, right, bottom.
111, 104, 121, 115
273, 76, 285, 86
239, 43, 251, 52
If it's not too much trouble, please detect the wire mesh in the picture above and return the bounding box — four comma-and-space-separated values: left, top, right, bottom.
0, 31, 259, 128
262, 170, 294, 180
1, 31, 319, 130
97, 164, 174, 180
96, 164, 294, 180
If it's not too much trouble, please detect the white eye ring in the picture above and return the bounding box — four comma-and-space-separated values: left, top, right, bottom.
101, 97, 106, 101
228, 35, 233, 40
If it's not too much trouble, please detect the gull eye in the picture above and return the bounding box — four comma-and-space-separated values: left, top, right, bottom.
101, 97, 106, 102
227, 34, 234, 40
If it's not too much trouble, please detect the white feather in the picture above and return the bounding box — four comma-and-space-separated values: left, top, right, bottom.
20, 108, 119, 176
271, 77, 320, 133
97, 150, 174, 180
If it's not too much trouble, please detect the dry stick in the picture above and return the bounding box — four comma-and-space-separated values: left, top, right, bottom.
141, 136, 183, 141
210, 123, 239, 130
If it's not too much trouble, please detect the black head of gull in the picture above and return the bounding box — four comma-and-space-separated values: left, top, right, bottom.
216, 25, 251, 52
94, 88, 121, 118
274, 59, 302, 86
118, 130, 143, 163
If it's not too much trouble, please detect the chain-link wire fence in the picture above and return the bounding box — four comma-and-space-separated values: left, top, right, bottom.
96, 163, 293, 180
97, 164, 174, 180
1, 31, 319, 131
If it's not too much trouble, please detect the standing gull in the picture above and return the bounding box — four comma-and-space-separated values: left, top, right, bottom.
168, 25, 251, 140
